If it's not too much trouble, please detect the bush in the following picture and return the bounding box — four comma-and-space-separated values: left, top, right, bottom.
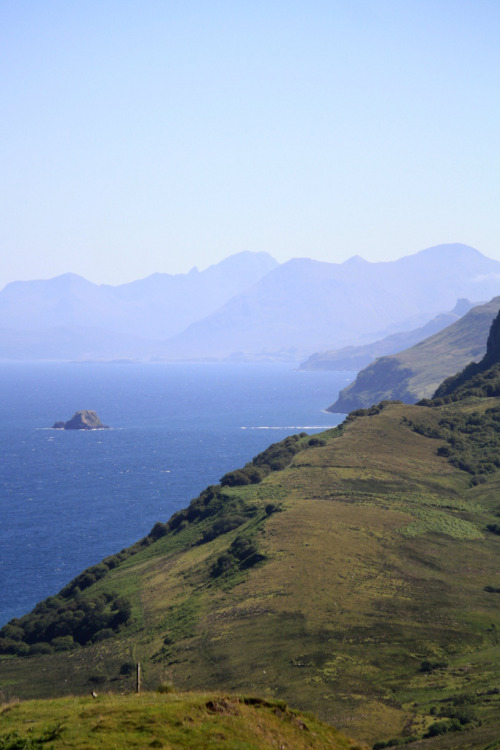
486, 523, 500, 535
0, 639, 30, 656
424, 719, 462, 737
308, 437, 326, 447
210, 552, 234, 578
148, 521, 168, 540
199, 515, 246, 544
220, 469, 253, 486
92, 628, 114, 642
51, 635, 76, 651
419, 659, 448, 673
89, 674, 106, 686
120, 661, 135, 676
29, 642, 54, 656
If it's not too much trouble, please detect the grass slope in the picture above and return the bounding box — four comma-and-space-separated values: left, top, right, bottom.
328, 296, 500, 413
0, 692, 365, 749
2, 398, 500, 748
299, 309, 465, 372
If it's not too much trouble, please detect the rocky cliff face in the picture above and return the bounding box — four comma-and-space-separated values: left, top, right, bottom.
52, 410, 108, 430
432, 307, 500, 400
483, 308, 500, 367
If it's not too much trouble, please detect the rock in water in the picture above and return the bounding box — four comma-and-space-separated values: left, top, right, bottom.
52, 410, 109, 430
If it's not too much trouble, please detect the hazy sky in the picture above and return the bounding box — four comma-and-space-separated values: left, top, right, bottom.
1, 1, 499, 288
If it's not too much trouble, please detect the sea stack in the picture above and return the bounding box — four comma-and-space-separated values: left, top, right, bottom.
52, 410, 109, 430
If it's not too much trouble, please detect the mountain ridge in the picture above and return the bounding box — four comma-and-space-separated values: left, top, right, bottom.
0, 251, 278, 341
328, 296, 500, 412
3, 243, 500, 362
299, 300, 475, 371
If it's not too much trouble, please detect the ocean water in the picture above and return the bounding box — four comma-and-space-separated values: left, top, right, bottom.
0, 362, 353, 627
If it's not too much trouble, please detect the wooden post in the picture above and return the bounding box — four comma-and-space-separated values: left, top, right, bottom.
136, 662, 141, 694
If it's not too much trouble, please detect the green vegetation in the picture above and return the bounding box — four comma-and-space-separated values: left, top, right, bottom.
4, 314, 500, 747
220, 432, 308, 486
0, 590, 131, 656
0, 692, 365, 750
403, 403, 500, 477
3, 395, 500, 747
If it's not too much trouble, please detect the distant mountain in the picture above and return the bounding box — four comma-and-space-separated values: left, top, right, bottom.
299, 298, 475, 371
2, 243, 500, 362
0, 252, 278, 360
158, 244, 500, 361
328, 296, 500, 413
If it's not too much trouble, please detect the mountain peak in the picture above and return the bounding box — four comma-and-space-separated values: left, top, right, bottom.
343, 254, 367, 265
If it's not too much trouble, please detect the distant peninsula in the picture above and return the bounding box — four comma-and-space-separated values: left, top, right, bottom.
52, 410, 109, 430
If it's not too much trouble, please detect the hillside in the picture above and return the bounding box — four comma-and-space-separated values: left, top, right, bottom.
3, 335, 500, 747
0, 692, 364, 750
328, 296, 500, 413
299, 300, 473, 371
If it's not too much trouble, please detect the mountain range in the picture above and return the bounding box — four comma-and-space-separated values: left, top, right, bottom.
3, 307, 500, 748
2, 243, 500, 361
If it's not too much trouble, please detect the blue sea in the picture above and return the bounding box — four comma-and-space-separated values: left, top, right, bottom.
0, 362, 352, 627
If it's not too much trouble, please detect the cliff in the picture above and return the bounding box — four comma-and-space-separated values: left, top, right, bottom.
328, 296, 500, 413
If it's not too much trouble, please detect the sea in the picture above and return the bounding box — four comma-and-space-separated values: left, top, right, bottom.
0, 362, 353, 628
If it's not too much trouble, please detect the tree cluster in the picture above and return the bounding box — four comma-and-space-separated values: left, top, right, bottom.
0, 591, 131, 656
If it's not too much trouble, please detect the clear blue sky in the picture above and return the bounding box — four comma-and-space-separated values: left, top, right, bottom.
1, 0, 499, 288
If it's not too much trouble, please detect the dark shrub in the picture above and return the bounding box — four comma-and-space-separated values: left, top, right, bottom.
0, 624, 24, 642
89, 674, 106, 685
220, 469, 252, 486
0, 638, 28, 656
308, 437, 325, 447
149, 521, 168, 540
51, 635, 76, 651
229, 536, 256, 561
110, 599, 132, 627
120, 661, 135, 676
240, 552, 266, 570
210, 553, 234, 578
168, 510, 188, 531
199, 515, 246, 544
93, 628, 114, 642
420, 659, 448, 673
29, 642, 54, 656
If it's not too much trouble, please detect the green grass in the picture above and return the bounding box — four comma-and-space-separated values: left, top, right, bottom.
2, 401, 500, 747
0, 692, 366, 749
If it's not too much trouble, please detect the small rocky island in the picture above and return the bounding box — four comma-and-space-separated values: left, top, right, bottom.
52, 410, 109, 430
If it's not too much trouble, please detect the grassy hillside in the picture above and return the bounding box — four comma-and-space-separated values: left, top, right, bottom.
2, 393, 500, 747
328, 296, 500, 413
0, 692, 365, 749
299, 306, 469, 372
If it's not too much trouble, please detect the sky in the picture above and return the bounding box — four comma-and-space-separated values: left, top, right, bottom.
1, 0, 499, 289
